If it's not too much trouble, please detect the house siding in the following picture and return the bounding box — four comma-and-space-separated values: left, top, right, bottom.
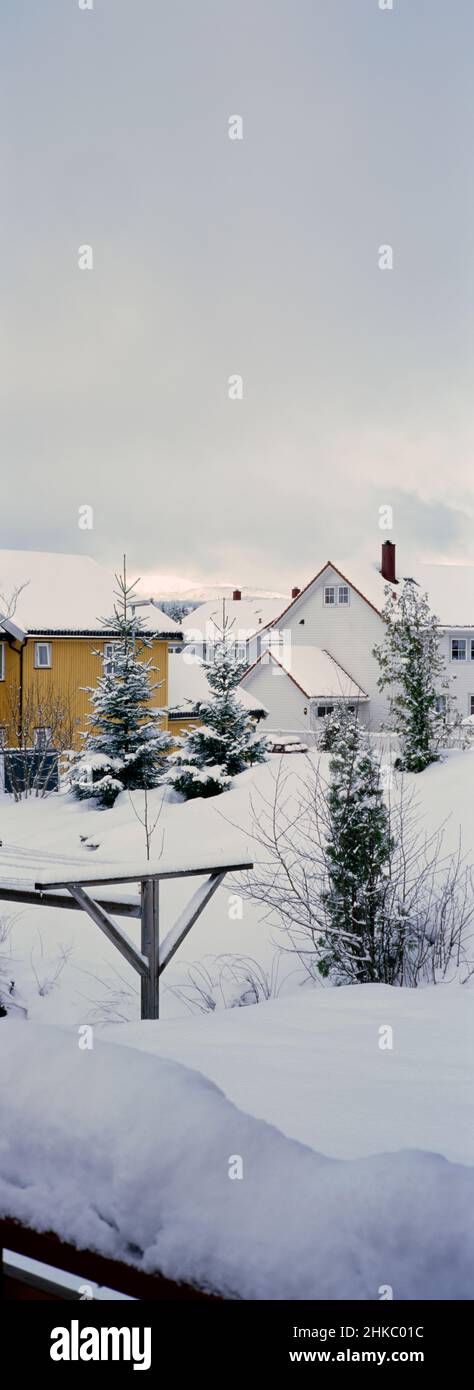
0, 636, 170, 749
440, 629, 474, 717
243, 660, 312, 734
262, 568, 390, 729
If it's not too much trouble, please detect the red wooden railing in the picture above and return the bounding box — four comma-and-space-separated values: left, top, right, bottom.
0, 1218, 222, 1301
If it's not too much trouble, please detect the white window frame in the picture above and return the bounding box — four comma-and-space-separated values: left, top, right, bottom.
34, 726, 52, 750
317, 703, 335, 718
435, 695, 447, 715
0, 643, 5, 680
34, 641, 52, 669
470, 695, 474, 717
471, 639, 474, 661
338, 585, 350, 605
450, 638, 467, 662
103, 642, 118, 673
324, 586, 336, 606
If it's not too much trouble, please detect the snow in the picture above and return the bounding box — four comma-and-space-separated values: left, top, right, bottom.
167, 651, 267, 715
247, 645, 368, 699
1, 749, 474, 1298
181, 597, 284, 640
1, 1018, 473, 1300
0, 550, 181, 635
0, 847, 252, 889
107, 984, 474, 1166
263, 554, 474, 630
334, 555, 474, 627
2, 747, 474, 1025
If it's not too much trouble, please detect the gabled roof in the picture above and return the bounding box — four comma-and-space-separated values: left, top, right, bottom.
167, 652, 267, 717
243, 645, 368, 701
181, 596, 285, 640
262, 555, 474, 632
259, 561, 386, 635
0, 551, 182, 638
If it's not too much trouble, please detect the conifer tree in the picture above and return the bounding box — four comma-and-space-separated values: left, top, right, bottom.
166, 614, 267, 799
374, 580, 447, 772
319, 716, 394, 981
73, 561, 169, 807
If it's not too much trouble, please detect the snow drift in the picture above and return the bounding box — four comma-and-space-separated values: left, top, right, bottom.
0, 1020, 472, 1300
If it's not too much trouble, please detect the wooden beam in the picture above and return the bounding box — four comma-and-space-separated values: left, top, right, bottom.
159, 871, 226, 973
36, 860, 253, 889
140, 879, 160, 1020
0, 887, 140, 917
67, 885, 148, 978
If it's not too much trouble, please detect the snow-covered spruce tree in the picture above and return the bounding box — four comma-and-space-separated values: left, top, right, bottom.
318, 700, 360, 752
73, 563, 169, 808
165, 621, 267, 799
319, 716, 394, 981
373, 580, 447, 773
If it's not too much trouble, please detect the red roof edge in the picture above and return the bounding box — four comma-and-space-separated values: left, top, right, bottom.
257, 561, 383, 634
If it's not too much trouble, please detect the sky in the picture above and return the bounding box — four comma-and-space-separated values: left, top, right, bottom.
1, 0, 474, 595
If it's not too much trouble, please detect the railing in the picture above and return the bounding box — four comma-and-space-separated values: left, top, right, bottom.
0, 1218, 222, 1301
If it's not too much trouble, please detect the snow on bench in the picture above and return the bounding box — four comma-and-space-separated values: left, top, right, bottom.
0, 1021, 472, 1300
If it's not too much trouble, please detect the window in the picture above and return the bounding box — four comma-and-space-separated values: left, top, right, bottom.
470, 696, 474, 717
451, 638, 466, 662
34, 727, 52, 750
34, 642, 52, 669
0, 644, 4, 680
338, 585, 350, 605
103, 642, 118, 673
471, 640, 474, 661
435, 696, 447, 715
317, 704, 335, 718
324, 586, 335, 606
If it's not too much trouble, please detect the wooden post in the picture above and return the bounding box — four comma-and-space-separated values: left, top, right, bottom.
141, 878, 160, 1020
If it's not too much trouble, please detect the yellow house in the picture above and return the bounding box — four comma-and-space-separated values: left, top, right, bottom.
0, 551, 182, 755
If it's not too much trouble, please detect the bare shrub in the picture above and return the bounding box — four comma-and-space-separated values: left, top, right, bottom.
240, 758, 474, 987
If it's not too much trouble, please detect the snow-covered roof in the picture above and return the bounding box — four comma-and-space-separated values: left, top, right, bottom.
266, 555, 474, 631
334, 556, 474, 627
0, 551, 182, 637
181, 596, 285, 641
245, 645, 368, 700
167, 652, 267, 716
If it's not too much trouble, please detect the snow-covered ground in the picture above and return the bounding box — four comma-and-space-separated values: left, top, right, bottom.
1, 751, 473, 1298
2, 748, 474, 1025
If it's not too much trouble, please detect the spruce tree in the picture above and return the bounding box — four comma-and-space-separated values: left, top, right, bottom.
319, 717, 394, 982
374, 579, 447, 772
318, 701, 359, 751
73, 561, 169, 807
166, 615, 267, 799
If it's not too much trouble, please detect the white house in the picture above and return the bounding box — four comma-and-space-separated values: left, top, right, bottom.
242, 646, 368, 738
181, 590, 287, 666
241, 542, 474, 736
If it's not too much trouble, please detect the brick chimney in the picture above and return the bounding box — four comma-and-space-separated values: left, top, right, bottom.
381, 540, 396, 584
291, 586, 301, 599
232, 588, 241, 601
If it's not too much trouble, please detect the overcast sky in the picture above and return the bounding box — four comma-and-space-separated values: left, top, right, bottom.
1, 0, 473, 593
